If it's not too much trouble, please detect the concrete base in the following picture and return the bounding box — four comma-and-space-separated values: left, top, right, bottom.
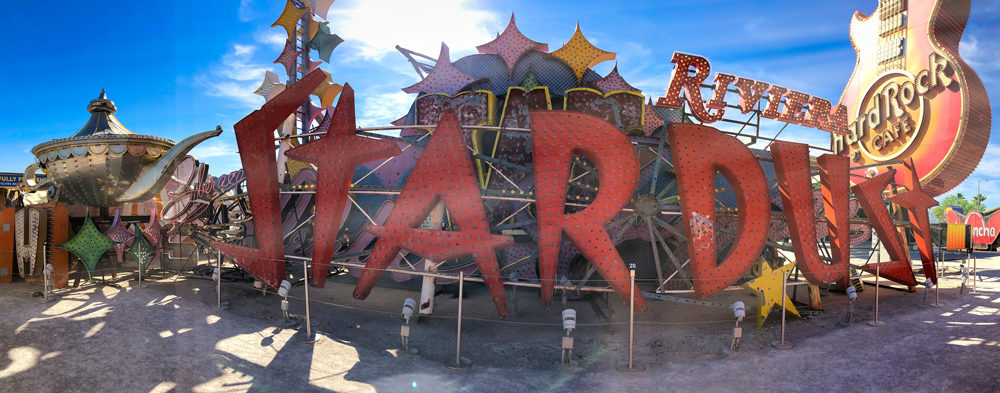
771, 340, 794, 349
616, 362, 645, 374
445, 357, 472, 370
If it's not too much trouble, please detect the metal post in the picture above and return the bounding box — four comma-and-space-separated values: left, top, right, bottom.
297, 259, 318, 343
868, 265, 886, 325
39, 245, 55, 303
771, 271, 794, 349
446, 271, 471, 369
969, 256, 980, 295
629, 271, 635, 367
456, 272, 463, 364
137, 246, 146, 288
213, 250, 227, 310
930, 263, 944, 307
41, 245, 49, 302
617, 270, 644, 373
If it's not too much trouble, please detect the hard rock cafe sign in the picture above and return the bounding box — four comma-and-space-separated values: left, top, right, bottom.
831, 0, 991, 197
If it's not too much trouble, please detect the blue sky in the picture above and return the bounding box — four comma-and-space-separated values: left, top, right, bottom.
0, 0, 998, 205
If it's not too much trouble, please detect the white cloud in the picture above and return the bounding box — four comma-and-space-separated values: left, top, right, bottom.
254, 29, 287, 50
933, 143, 1000, 204
233, 44, 255, 57
327, 0, 501, 62
191, 135, 244, 176
973, 144, 1000, 178
190, 140, 237, 159
197, 44, 272, 109
238, 0, 259, 22
358, 91, 414, 127
625, 42, 651, 56
960, 35, 1000, 75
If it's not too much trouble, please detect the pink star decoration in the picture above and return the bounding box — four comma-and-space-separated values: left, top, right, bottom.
273, 40, 302, 76
402, 43, 484, 96
643, 98, 664, 136
476, 13, 548, 79
589, 63, 640, 94
103, 209, 134, 263
142, 208, 164, 261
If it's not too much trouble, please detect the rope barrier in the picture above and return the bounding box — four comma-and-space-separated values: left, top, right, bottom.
217, 276, 763, 327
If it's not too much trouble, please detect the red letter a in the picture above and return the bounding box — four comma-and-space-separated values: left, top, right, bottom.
356, 109, 515, 318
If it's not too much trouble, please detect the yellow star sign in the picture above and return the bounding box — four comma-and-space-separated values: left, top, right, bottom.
742, 261, 800, 328
548, 24, 616, 83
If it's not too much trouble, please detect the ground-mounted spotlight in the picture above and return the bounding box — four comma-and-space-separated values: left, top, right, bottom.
840, 286, 857, 326
726, 301, 745, 353
921, 278, 933, 306
277, 280, 297, 327
560, 309, 578, 366
960, 264, 970, 295
401, 298, 418, 355
402, 298, 417, 324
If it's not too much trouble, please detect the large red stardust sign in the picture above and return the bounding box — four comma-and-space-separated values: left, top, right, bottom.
218, 69, 938, 317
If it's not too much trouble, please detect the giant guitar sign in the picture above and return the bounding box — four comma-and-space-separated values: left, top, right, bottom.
831, 0, 991, 197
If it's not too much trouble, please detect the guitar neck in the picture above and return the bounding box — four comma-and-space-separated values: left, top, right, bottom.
877, 0, 908, 71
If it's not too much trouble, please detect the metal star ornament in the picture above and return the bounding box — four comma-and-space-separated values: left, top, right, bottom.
476, 13, 548, 78
127, 224, 155, 275
267, 83, 287, 103
274, 40, 302, 76
402, 43, 484, 96
742, 261, 800, 328
298, 55, 323, 74
271, 0, 308, 43
547, 23, 616, 83
254, 71, 281, 98
519, 68, 541, 90
643, 98, 664, 136
103, 209, 133, 263
307, 22, 344, 63
589, 63, 640, 94
308, 0, 336, 20
56, 213, 118, 281
142, 208, 164, 260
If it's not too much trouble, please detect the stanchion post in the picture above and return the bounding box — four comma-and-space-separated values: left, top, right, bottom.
930, 262, 945, 307
868, 265, 886, 325
617, 270, 645, 373
446, 271, 471, 369
297, 259, 318, 344
39, 245, 56, 303
213, 250, 228, 310
969, 256, 980, 295
771, 270, 794, 349
137, 244, 146, 288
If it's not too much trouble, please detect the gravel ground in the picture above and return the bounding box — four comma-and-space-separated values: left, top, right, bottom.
0, 250, 998, 392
